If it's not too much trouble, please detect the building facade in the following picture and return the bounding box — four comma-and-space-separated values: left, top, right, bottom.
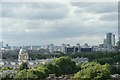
18, 47, 29, 62
0, 42, 3, 49
105, 33, 115, 52
106, 33, 115, 46
49, 44, 54, 53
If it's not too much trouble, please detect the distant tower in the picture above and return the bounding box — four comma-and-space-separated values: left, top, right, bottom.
106, 33, 115, 51
103, 39, 107, 47
106, 33, 112, 45
118, 34, 120, 51
106, 33, 115, 46
61, 44, 66, 54
112, 34, 115, 45
0, 42, 3, 61
118, 12, 120, 50
18, 47, 29, 62
0, 42, 3, 48
76, 43, 81, 52
0, 49, 2, 61
49, 44, 54, 53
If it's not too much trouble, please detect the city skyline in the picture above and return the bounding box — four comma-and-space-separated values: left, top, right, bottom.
0, 1, 118, 46
0, 32, 117, 47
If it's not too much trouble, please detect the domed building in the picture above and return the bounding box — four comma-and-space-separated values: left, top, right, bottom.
0, 46, 53, 69
18, 47, 29, 62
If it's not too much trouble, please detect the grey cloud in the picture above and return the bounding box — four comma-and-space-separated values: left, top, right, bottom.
1, 2, 118, 45
2, 22, 117, 41
100, 13, 118, 21
25, 2, 66, 9
2, 15, 117, 41
51, 25, 116, 38
71, 2, 118, 14
2, 2, 69, 20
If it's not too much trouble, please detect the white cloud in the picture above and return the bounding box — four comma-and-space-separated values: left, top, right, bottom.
1, 2, 118, 46
2, 2, 70, 20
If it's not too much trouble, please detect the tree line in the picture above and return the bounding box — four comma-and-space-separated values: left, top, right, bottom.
1, 56, 114, 80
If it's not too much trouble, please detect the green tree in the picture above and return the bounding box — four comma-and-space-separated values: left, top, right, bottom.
76, 63, 82, 71
110, 65, 120, 74
34, 62, 61, 78
96, 58, 113, 65
15, 69, 38, 79
73, 62, 111, 80
42, 63, 61, 76
19, 62, 29, 71
31, 69, 47, 79
53, 56, 77, 75
35, 64, 50, 78
1, 73, 14, 80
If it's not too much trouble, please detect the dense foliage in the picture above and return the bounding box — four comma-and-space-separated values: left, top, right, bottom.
36, 63, 61, 77
14, 57, 113, 79
73, 62, 111, 80
68, 52, 120, 65
2, 50, 19, 59
1, 52, 120, 79
109, 65, 120, 75
53, 56, 77, 75
15, 56, 78, 79
15, 69, 38, 78
19, 62, 29, 71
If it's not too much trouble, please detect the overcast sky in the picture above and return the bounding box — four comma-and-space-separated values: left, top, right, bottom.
0, 1, 118, 46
